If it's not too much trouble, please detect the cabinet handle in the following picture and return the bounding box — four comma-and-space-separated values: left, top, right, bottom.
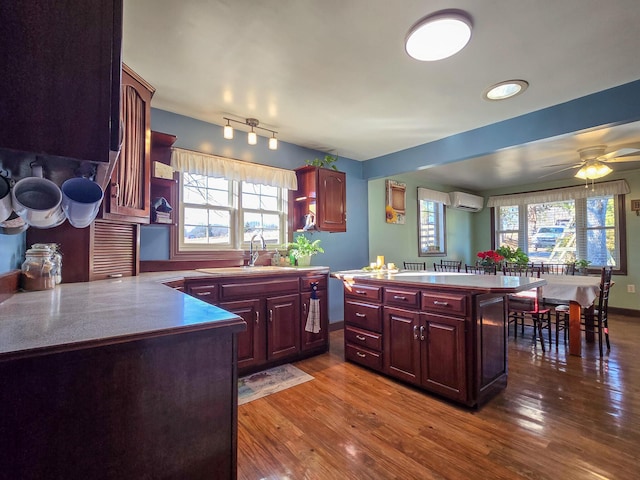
355, 335, 366, 341
107, 273, 123, 278
255, 311, 260, 325
420, 325, 425, 341
355, 312, 366, 318
196, 291, 211, 296
356, 351, 366, 358
433, 301, 449, 306
269, 309, 273, 322
303, 303, 307, 316
413, 325, 418, 340
393, 295, 407, 301
111, 181, 120, 199
355, 290, 367, 295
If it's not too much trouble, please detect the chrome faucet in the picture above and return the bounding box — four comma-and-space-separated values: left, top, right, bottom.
249, 233, 266, 266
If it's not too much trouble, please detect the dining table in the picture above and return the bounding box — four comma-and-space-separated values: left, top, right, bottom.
539, 274, 603, 356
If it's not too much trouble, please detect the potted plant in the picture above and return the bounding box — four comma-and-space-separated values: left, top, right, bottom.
575, 259, 591, 275
287, 235, 324, 266
496, 245, 530, 266
305, 154, 338, 171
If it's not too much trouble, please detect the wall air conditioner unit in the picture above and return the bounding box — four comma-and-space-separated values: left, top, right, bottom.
448, 191, 484, 212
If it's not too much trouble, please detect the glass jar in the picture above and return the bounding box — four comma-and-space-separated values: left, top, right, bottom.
32, 243, 62, 284
22, 246, 56, 291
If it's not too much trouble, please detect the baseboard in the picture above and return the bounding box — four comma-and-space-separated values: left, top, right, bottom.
329, 320, 344, 331
0, 269, 21, 304
609, 306, 640, 317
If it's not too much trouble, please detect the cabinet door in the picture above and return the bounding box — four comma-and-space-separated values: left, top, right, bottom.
300, 290, 328, 352
219, 299, 266, 370
266, 294, 300, 361
105, 65, 154, 223
383, 306, 421, 385
317, 168, 346, 232
0, 0, 122, 163
421, 313, 467, 402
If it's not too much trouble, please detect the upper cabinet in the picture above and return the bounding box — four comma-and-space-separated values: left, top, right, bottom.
289, 166, 347, 233
0, 0, 123, 164
102, 65, 155, 223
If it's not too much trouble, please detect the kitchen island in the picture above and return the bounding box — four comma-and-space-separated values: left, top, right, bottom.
333, 270, 546, 407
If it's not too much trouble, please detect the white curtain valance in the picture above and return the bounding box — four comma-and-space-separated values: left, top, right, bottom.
486, 180, 630, 207
418, 187, 450, 205
170, 148, 298, 190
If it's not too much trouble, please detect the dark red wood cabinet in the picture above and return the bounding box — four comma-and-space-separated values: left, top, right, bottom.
0, 0, 123, 163
289, 166, 346, 233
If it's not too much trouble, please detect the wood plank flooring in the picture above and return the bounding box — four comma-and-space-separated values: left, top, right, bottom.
238, 313, 640, 479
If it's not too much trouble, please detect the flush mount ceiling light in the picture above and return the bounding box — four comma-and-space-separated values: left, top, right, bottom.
483, 80, 529, 101
405, 10, 473, 61
222, 117, 278, 150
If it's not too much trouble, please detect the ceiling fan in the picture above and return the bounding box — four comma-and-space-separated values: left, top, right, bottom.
543, 144, 640, 181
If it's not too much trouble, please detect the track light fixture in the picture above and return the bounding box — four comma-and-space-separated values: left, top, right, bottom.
222, 117, 278, 150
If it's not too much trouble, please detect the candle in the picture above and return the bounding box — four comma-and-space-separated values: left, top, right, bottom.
376, 255, 385, 267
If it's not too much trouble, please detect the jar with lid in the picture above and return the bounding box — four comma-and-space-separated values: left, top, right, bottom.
32, 243, 62, 284
21, 246, 56, 291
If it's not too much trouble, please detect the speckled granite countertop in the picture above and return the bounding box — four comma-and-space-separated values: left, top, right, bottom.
0, 267, 328, 361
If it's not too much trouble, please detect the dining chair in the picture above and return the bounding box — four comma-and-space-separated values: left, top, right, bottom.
434, 261, 461, 272
465, 264, 497, 275
440, 259, 462, 270
504, 265, 551, 351
555, 267, 612, 356
542, 263, 576, 275
403, 261, 426, 271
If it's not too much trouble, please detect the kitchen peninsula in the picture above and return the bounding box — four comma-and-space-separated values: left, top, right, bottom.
0, 266, 328, 480
333, 270, 546, 407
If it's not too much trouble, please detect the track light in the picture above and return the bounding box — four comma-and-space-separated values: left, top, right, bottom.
223, 119, 234, 139
222, 117, 278, 150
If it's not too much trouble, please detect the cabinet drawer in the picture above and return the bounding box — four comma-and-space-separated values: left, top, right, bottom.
300, 274, 327, 291
345, 344, 383, 371
421, 292, 467, 316
344, 283, 382, 302
220, 278, 299, 300
345, 326, 382, 352
188, 284, 218, 303
384, 287, 421, 308
345, 300, 382, 332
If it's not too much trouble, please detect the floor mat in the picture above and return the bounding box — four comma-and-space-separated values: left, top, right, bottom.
238, 364, 314, 405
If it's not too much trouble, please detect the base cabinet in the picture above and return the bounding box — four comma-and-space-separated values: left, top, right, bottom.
186, 271, 328, 375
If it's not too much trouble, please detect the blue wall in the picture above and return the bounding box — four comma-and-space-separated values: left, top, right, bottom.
144, 109, 370, 322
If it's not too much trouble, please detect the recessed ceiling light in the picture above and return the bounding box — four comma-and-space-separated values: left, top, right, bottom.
483, 80, 529, 101
405, 10, 473, 61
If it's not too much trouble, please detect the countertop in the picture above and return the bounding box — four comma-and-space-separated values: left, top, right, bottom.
332, 269, 547, 294
0, 266, 329, 361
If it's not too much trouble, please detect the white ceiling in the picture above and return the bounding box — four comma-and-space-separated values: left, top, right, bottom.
123, 0, 640, 190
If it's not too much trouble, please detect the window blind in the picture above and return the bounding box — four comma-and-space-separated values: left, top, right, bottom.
170, 147, 298, 190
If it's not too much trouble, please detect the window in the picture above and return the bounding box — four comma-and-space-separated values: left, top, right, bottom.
417, 187, 448, 256
179, 172, 288, 251
490, 181, 628, 273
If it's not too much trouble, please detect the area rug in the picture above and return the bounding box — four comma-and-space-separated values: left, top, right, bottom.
238, 364, 314, 405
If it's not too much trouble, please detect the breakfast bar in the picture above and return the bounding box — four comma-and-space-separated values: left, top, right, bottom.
333, 270, 546, 407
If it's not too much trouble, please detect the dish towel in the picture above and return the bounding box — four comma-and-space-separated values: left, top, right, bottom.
305, 282, 321, 334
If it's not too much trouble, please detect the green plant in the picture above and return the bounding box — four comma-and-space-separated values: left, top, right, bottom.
574, 259, 592, 268
305, 154, 338, 171
495, 245, 529, 265
287, 235, 324, 259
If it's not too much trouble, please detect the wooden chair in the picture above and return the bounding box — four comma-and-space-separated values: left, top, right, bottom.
556, 267, 612, 355
434, 260, 461, 272
465, 264, 497, 275
504, 265, 551, 351
403, 261, 426, 271
542, 263, 576, 275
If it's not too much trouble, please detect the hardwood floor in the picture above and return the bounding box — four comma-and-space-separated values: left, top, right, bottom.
237, 313, 640, 479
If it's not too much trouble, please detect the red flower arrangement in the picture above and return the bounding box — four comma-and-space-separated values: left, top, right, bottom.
477, 250, 504, 266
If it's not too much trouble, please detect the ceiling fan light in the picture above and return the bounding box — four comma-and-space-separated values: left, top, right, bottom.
574, 160, 612, 180
405, 10, 472, 61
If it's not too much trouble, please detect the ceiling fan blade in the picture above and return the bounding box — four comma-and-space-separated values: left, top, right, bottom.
600, 147, 640, 160
543, 162, 582, 169
604, 155, 640, 163
538, 164, 581, 178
